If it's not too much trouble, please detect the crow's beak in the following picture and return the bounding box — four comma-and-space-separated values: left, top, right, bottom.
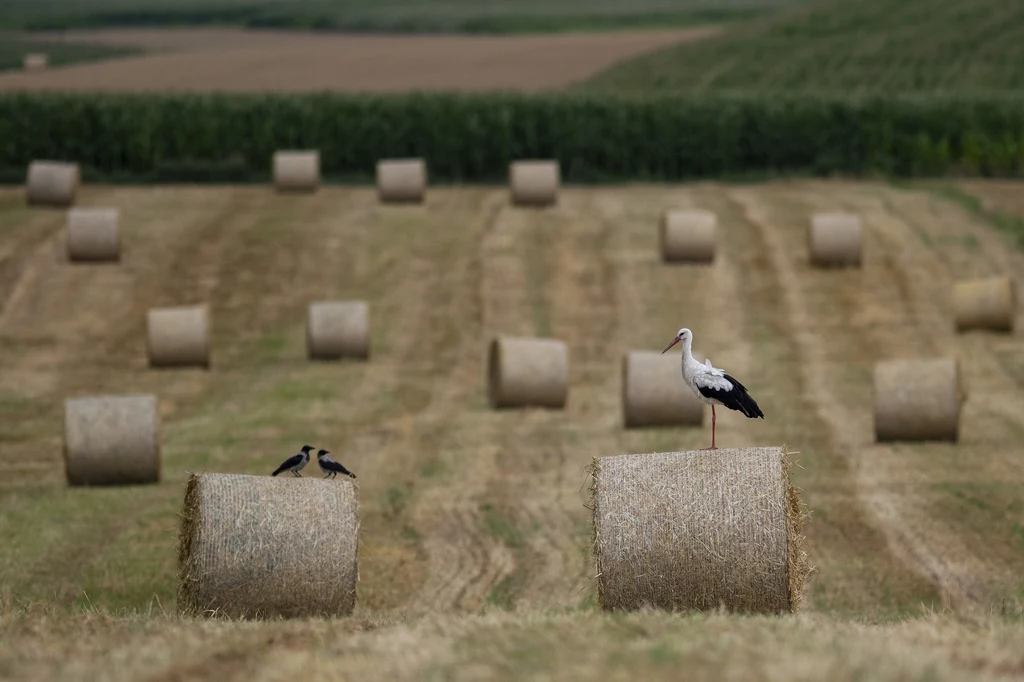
662, 337, 680, 354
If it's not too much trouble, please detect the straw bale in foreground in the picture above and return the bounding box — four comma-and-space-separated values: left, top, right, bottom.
307, 301, 370, 360
874, 358, 964, 442
64, 394, 160, 486
67, 207, 121, 262
26, 160, 80, 207
591, 446, 808, 613
621, 350, 703, 427
487, 335, 568, 408
178, 473, 359, 619
147, 304, 211, 368
509, 160, 559, 206
953, 276, 1015, 332
377, 158, 427, 203
808, 213, 862, 267
273, 150, 320, 192
659, 210, 716, 263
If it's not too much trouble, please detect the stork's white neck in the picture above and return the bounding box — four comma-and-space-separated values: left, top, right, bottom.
680, 335, 700, 373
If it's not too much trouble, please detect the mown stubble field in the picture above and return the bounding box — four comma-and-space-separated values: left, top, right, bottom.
1, 181, 1023, 680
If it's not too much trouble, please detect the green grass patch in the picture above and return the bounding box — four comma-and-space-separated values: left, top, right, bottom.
480, 502, 525, 549
0, 34, 138, 72
918, 183, 1024, 247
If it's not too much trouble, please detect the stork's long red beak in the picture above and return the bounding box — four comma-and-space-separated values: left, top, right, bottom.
662, 337, 680, 354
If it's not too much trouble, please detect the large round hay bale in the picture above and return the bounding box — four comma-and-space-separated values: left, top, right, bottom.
487, 336, 568, 409
26, 160, 80, 208
591, 446, 808, 613
67, 208, 120, 262
874, 358, 964, 442
808, 213, 862, 267
273, 150, 320, 192
63, 394, 160, 486
509, 160, 560, 207
659, 210, 716, 263
147, 304, 211, 368
23, 53, 48, 72
307, 301, 370, 360
178, 472, 359, 619
953, 276, 1015, 332
377, 158, 427, 203
621, 351, 704, 427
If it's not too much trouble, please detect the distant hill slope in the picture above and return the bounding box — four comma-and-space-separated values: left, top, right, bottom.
584, 0, 1024, 92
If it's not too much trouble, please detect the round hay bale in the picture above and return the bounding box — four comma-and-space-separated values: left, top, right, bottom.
487, 336, 568, 409
591, 446, 808, 613
63, 394, 160, 486
377, 158, 427, 203
659, 210, 716, 263
23, 53, 48, 72
874, 358, 964, 442
147, 304, 211, 368
178, 472, 359, 619
307, 301, 370, 360
808, 213, 862, 267
621, 350, 704, 427
26, 160, 80, 208
67, 208, 121, 262
953, 276, 1015, 332
273, 150, 320, 192
509, 160, 560, 207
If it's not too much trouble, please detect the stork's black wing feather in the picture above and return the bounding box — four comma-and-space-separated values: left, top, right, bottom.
697, 373, 764, 419
272, 453, 304, 476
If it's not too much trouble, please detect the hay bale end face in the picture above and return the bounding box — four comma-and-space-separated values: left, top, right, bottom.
147, 304, 211, 368
377, 158, 427, 203
659, 210, 716, 264
591, 446, 808, 613
622, 351, 704, 427
67, 208, 121, 262
307, 301, 370, 360
488, 336, 568, 409
273, 150, 320, 192
509, 160, 560, 207
63, 395, 160, 486
954, 276, 1015, 332
178, 473, 359, 619
26, 161, 80, 208
874, 358, 964, 442
808, 213, 862, 267
23, 53, 48, 71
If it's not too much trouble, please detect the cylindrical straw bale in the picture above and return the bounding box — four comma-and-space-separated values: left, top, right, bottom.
487, 336, 568, 409
178, 473, 359, 619
26, 160, 80, 207
377, 158, 427, 203
63, 394, 160, 486
23, 53, 48, 72
509, 160, 560, 207
808, 213, 862, 267
874, 358, 964, 442
953, 276, 1015, 332
659, 210, 716, 263
591, 446, 808, 613
67, 208, 120, 262
622, 351, 704, 427
273, 150, 320, 192
147, 304, 211, 368
307, 301, 370, 360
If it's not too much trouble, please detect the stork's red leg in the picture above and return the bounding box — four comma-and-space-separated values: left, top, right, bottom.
701, 404, 718, 451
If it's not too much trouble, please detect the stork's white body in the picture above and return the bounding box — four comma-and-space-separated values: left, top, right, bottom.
682, 355, 734, 406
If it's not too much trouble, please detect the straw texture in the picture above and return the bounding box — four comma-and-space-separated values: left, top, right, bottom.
509, 160, 560, 206
591, 446, 808, 614
67, 208, 120, 262
273, 150, 320, 192
621, 351, 704, 427
874, 358, 964, 442
26, 161, 80, 207
307, 301, 370, 360
954, 276, 1015, 332
659, 210, 716, 263
377, 159, 427, 203
23, 53, 48, 72
178, 473, 359, 619
63, 394, 160, 486
808, 213, 862, 267
147, 304, 211, 368
487, 336, 568, 408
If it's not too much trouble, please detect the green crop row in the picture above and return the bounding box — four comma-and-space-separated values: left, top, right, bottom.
2, 92, 1024, 183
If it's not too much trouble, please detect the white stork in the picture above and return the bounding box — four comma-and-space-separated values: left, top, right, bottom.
662, 328, 764, 449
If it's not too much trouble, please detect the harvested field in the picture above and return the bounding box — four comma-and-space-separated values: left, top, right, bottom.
0, 27, 715, 92
1, 181, 1024, 678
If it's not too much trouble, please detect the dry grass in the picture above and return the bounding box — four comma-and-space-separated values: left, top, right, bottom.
1, 181, 1024, 677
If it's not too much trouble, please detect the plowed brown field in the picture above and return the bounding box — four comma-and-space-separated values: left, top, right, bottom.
0, 27, 714, 92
